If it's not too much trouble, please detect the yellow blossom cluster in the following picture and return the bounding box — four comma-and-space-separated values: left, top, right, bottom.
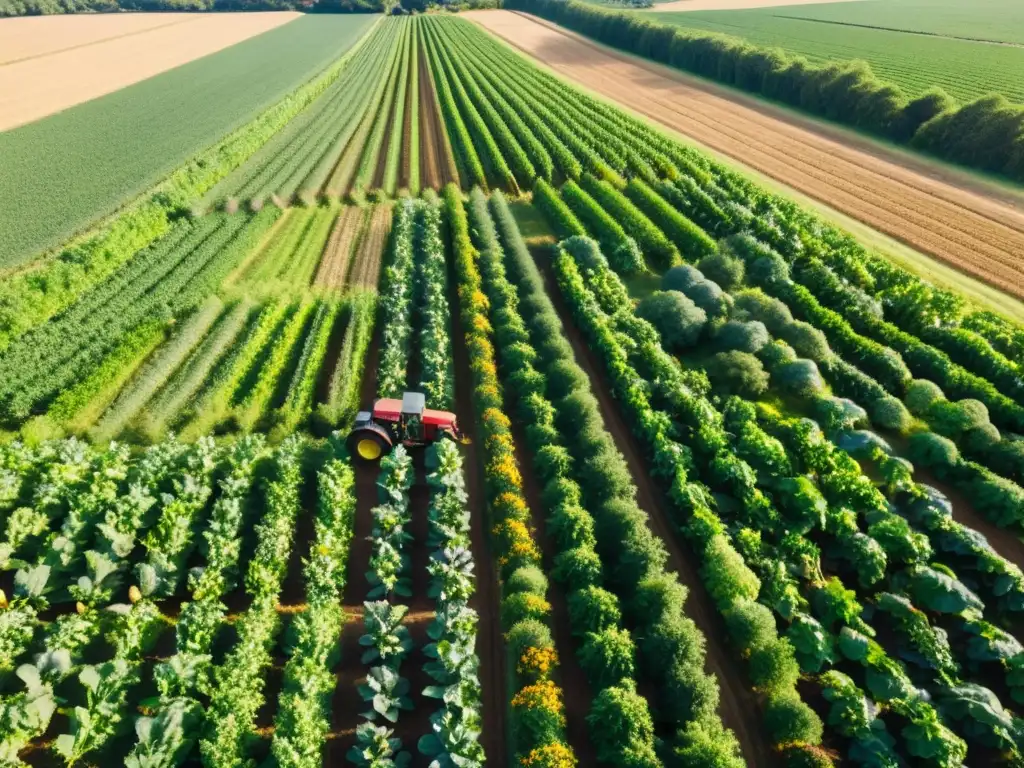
520, 742, 578, 768
518, 646, 559, 680
511, 679, 565, 722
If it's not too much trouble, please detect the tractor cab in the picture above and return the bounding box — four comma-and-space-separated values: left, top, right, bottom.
347, 391, 463, 462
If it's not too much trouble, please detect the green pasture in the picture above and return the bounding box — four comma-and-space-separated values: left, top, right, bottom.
645, 0, 1024, 104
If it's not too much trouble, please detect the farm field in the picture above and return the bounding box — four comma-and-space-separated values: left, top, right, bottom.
0, 13, 377, 269
0, 12, 209, 64
3, 12, 1024, 768
644, 0, 1024, 103
0, 12, 302, 131
466, 10, 1024, 299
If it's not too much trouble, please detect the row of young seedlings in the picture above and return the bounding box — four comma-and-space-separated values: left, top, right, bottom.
468, 187, 744, 766
552, 235, 1024, 764
443, 185, 577, 766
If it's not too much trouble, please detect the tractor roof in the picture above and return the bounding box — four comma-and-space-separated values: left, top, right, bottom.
402, 391, 425, 414
373, 398, 457, 426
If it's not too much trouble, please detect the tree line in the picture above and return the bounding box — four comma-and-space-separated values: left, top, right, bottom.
506, 0, 1024, 184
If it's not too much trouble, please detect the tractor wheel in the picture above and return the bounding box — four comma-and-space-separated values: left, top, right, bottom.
347, 424, 393, 463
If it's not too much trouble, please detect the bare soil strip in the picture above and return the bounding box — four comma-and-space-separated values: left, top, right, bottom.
537, 253, 771, 765
315, 206, 364, 290
400, 46, 416, 191
0, 12, 300, 131
417, 49, 446, 191
350, 204, 393, 290
468, 10, 1024, 299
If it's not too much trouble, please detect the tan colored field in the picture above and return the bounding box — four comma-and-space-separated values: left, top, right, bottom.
468, 10, 1024, 299
0, 11, 300, 131
651, 0, 865, 13
0, 13, 203, 65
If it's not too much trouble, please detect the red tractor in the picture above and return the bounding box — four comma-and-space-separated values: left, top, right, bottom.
347, 391, 464, 462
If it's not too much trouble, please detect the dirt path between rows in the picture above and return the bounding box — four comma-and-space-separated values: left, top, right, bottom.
418, 49, 449, 191
511, 421, 599, 764
535, 251, 771, 765
467, 10, 1024, 299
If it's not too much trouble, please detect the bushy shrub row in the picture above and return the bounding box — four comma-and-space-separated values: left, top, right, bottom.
580, 175, 679, 271
561, 239, 980, 764
506, 0, 1024, 182
551, 238, 825, 762
468, 188, 665, 766
558, 181, 645, 274
442, 185, 575, 764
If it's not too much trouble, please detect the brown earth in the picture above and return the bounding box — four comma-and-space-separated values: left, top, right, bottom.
350, 204, 393, 290
418, 49, 446, 191
315, 206, 365, 290
0, 12, 300, 131
467, 10, 1024, 300
0, 13, 202, 65
536, 251, 772, 765
400, 43, 416, 192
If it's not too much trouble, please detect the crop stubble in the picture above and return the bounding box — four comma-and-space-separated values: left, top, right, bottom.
349, 205, 393, 290
468, 11, 1024, 299
315, 206, 366, 291
0, 12, 301, 131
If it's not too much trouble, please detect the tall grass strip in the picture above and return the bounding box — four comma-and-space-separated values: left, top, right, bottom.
93, 297, 224, 441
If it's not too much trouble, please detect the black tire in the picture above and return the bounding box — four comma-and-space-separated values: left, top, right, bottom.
347, 424, 393, 463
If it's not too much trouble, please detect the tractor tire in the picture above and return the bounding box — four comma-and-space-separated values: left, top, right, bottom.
347, 424, 393, 463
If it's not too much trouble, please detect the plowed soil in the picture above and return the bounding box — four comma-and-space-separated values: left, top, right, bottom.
418, 49, 457, 191
0, 12, 300, 131
350, 204, 393, 290
315, 206, 366, 290
467, 11, 1024, 299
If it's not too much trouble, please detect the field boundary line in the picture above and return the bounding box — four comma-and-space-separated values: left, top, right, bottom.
0, 15, 204, 68
769, 14, 1024, 49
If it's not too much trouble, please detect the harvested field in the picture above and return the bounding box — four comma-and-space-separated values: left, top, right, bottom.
0, 13, 204, 65
315, 206, 368, 290
467, 10, 1024, 299
349, 204, 393, 289
0, 12, 300, 131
